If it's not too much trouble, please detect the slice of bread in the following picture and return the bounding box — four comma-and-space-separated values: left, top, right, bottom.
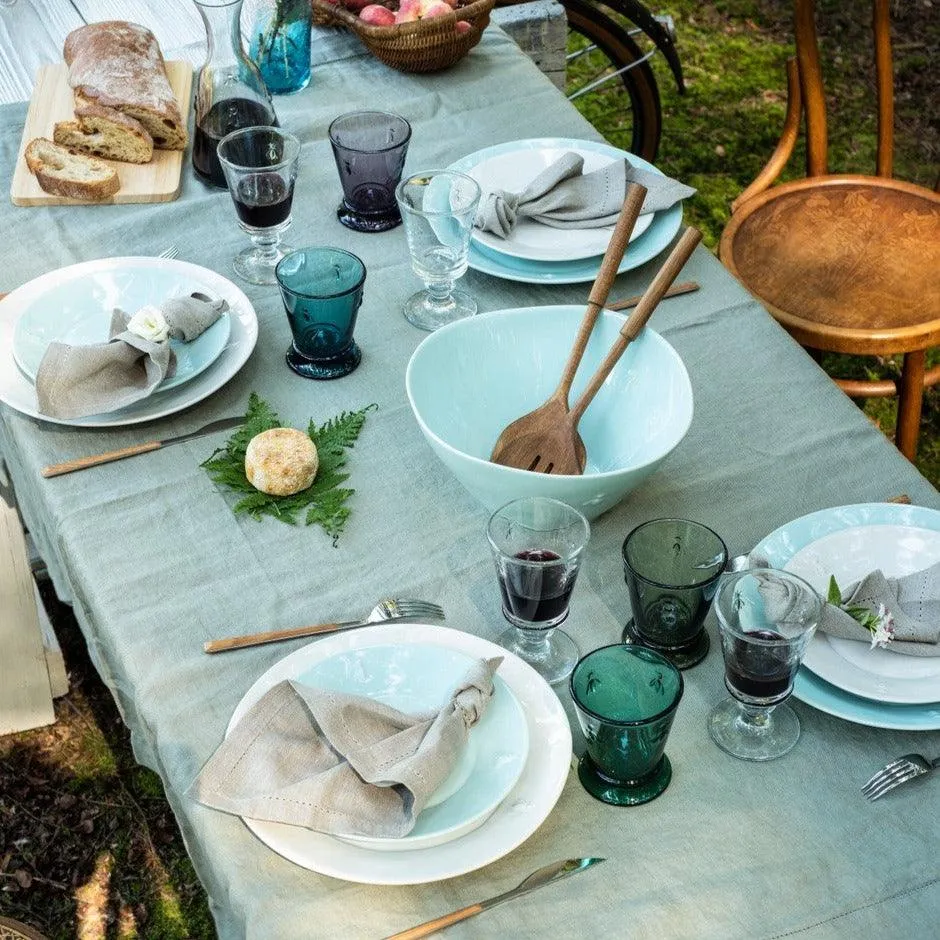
24, 138, 121, 201
54, 105, 154, 164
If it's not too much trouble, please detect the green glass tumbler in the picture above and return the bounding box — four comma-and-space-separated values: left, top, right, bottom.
621, 517, 727, 669
570, 644, 683, 806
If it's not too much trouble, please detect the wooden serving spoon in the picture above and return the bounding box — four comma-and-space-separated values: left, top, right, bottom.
490, 182, 648, 470
495, 225, 702, 476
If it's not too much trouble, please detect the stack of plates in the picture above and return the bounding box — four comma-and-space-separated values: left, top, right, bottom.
754, 503, 940, 731
227, 623, 572, 884
446, 137, 684, 285
0, 257, 259, 427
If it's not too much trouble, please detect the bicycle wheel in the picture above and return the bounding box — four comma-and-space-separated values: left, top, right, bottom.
562, 0, 663, 161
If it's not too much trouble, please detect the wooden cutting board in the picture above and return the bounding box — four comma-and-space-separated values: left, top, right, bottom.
9, 60, 193, 206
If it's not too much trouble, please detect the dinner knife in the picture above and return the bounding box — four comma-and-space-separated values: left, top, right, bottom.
40, 416, 244, 478
383, 857, 605, 940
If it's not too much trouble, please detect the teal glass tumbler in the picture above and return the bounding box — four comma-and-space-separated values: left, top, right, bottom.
275, 247, 366, 379
570, 644, 683, 805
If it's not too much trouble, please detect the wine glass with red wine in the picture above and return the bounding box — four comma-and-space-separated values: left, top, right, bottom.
708, 568, 821, 761
217, 126, 300, 285
487, 497, 591, 684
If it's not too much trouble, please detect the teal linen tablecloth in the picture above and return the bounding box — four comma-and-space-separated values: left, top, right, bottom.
1, 26, 939, 940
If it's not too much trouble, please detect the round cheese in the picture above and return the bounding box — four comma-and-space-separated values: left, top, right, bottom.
244, 427, 318, 496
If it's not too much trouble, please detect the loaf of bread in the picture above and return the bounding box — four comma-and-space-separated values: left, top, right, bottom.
63, 21, 187, 151
54, 104, 154, 164
24, 138, 120, 201
245, 428, 319, 496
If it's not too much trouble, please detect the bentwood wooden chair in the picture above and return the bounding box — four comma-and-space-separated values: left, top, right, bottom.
719, 0, 940, 461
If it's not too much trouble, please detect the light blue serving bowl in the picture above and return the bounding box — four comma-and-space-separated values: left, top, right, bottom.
405, 305, 694, 521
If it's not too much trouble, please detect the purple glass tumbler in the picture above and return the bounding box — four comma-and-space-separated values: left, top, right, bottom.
328, 111, 411, 232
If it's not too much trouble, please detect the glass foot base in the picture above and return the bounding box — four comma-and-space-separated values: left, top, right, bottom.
621, 618, 710, 670
233, 243, 293, 286
497, 624, 578, 686
337, 203, 402, 233
577, 753, 672, 806
286, 342, 361, 380
403, 289, 477, 332
707, 698, 800, 761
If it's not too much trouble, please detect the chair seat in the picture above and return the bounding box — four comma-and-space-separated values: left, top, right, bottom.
720, 175, 940, 354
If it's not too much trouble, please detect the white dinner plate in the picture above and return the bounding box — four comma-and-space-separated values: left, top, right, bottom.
12, 278, 231, 392
230, 642, 529, 853
0, 257, 258, 428
465, 145, 653, 262
447, 138, 684, 285
754, 503, 940, 712
230, 624, 572, 884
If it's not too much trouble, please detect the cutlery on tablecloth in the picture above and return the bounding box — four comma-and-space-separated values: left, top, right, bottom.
608, 279, 699, 311
383, 857, 605, 939
862, 752, 939, 801
41, 416, 244, 478
490, 184, 648, 473
203, 598, 446, 654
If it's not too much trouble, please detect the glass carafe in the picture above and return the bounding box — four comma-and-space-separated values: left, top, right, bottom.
192, 0, 278, 188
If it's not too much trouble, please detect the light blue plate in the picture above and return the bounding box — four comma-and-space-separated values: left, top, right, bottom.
754, 502, 940, 730
12, 261, 231, 393
296, 643, 529, 851
447, 137, 684, 284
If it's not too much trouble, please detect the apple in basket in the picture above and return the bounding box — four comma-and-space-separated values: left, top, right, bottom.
357, 0, 472, 31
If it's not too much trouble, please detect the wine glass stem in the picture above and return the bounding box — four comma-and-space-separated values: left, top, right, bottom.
423, 278, 455, 308
737, 701, 775, 729
250, 230, 281, 263
515, 624, 553, 660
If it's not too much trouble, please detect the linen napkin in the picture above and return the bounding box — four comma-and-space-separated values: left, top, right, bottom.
474, 151, 696, 238
35, 293, 228, 419
189, 656, 502, 839
753, 563, 940, 657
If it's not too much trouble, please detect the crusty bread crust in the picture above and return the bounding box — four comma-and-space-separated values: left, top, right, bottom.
54, 104, 154, 164
245, 428, 319, 496
64, 21, 187, 151
25, 138, 121, 201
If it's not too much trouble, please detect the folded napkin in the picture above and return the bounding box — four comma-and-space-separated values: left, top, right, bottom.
35, 293, 228, 419
753, 563, 940, 657
189, 657, 502, 839
474, 151, 696, 239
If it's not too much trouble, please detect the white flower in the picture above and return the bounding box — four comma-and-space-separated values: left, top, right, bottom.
127, 305, 169, 343
869, 604, 895, 650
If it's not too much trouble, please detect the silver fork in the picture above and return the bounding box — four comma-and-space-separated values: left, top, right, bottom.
862, 753, 939, 801
203, 598, 446, 653
158, 245, 180, 260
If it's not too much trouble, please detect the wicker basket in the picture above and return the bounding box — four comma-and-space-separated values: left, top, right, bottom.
312, 0, 495, 73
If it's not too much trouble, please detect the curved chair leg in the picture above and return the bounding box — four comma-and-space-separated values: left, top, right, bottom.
896, 349, 926, 461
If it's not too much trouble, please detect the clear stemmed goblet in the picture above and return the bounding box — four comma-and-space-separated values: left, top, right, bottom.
708, 568, 822, 761
487, 496, 590, 685
217, 125, 300, 285
394, 169, 481, 331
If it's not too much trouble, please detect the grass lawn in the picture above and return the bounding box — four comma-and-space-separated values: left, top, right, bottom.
570, 0, 940, 485
0, 4, 936, 938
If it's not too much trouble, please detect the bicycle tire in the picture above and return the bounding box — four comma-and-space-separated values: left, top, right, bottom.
561, 0, 663, 161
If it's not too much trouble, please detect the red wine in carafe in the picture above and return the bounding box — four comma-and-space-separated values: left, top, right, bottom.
192, 97, 277, 188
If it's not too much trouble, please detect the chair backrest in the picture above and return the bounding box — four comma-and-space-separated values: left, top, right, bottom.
795, 0, 894, 178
